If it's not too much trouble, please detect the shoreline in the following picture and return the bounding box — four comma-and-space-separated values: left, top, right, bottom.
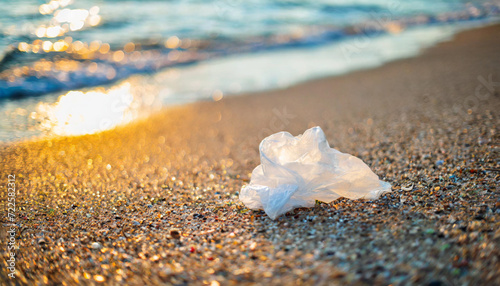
1, 24, 499, 285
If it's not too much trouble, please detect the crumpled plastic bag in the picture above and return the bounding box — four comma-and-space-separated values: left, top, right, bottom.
239, 126, 391, 219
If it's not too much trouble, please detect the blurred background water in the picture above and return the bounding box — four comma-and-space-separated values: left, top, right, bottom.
1, 0, 499, 141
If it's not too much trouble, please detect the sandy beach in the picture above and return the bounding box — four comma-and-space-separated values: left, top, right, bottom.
1, 24, 499, 285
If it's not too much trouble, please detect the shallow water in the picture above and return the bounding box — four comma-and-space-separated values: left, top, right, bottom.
1, 0, 499, 142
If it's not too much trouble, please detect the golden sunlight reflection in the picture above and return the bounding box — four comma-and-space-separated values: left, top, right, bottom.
7, 0, 200, 83
34, 1, 101, 41
35, 83, 138, 136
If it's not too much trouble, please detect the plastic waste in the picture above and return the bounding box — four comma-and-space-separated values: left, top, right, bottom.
239, 126, 391, 219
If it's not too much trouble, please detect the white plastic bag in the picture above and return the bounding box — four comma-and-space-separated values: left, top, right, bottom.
240, 126, 391, 219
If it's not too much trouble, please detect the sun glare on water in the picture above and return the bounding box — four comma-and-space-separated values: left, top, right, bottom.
36, 82, 138, 136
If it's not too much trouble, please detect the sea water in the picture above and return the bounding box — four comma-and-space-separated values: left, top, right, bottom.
1, 0, 499, 141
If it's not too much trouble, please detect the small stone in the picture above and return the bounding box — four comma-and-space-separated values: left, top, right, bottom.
440, 243, 451, 251
91, 242, 102, 249
401, 184, 413, 191
132, 221, 140, 226
249, 242, 257, 251
425, 229, 435, 234
193, 213, 205, 219
170, 229, 181, 239
94, 275, 106, 282
325, 250, 335, 256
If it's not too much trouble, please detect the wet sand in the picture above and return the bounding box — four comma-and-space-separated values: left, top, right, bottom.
1, 24, 499, 285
